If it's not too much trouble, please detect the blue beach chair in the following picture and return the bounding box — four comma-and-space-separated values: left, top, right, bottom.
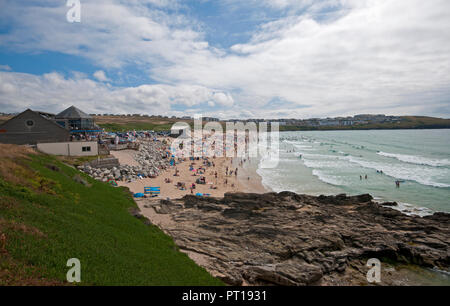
144, 187, 161, 197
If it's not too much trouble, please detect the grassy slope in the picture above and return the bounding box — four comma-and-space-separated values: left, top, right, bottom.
94, 115, 192, 132
0, 147, 223, 285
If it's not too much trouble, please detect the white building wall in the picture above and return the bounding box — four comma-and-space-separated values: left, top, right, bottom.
37, 141, 98, 156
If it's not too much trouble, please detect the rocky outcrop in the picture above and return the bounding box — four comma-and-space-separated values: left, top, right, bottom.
148, 192, 450, 286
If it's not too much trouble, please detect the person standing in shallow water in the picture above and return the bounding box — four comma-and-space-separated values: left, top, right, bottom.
365, 175, 368, 180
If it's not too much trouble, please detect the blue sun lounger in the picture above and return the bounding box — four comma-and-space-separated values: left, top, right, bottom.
144, 187, 160, 197
195, 193, 211, 197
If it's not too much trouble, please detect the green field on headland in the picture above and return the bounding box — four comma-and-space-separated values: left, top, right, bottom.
2, 114, 449, 133
279, 116, 450, 131
96, 115, 450, 132
0, 145, 223, 285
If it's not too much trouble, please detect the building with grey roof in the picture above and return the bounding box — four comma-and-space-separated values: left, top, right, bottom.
0, 109, 71, 145
55, 105, 97, 131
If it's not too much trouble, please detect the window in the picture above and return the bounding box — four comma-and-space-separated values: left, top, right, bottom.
26, 120, 34, 127
82, 146, 91, 152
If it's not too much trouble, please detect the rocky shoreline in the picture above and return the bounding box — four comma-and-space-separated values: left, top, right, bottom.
141, 192, 450, 286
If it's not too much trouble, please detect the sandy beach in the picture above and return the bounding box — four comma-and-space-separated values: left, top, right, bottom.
113, 140, 268, 200
108, 137, 270, 273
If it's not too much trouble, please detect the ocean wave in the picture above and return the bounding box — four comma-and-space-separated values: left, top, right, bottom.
312, 170, 346, 186
303, 159, 352, 169
256, 167, 295, 193
301, 153, 340, 160
374, 200, 434, 217
280, 149, 450, 189
377, 151, 450, 167
293, 144, 315, 149
340, 155, 450, 188
276, 157, 303, 164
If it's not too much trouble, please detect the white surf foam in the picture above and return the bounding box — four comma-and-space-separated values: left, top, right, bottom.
375, 200, 435, 217
377, 151, 450, 167
340, 155, 450, 188
303, 159, 352, 169
312, 169, 347, 186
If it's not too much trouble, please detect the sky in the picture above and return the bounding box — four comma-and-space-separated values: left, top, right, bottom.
0, 0, 449, 119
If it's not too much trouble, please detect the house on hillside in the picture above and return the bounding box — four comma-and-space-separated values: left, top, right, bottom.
55, 106, 99, 131
0, 109, 71, 145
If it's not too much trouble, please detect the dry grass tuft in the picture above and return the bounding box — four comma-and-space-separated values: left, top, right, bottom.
0, 219, 47, 239
0, 144, 37, 186
0, 255, 65, 286
0, 144, 35, 159
0, 196, 21, 211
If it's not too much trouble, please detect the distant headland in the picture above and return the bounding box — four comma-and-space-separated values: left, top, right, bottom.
1, 112, 449, 132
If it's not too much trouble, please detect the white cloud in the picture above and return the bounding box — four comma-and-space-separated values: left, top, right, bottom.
93, 70, 110, 82
0, 71, 235, 117
0, 65, 12, 71
157, 0, 450, 118
0, 0, 204, 68
0, 0, 449, 118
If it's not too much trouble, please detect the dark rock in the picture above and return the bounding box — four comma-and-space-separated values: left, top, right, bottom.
129, 207, 143, 218
356, 194, 373, 203
154, 192, 449, 286
72, 174, 91, 187
154, 200, 182, 214
383, 202, 398, 207
46, 164, 60, 172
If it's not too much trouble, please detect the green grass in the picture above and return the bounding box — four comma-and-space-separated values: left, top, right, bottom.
279, 116, 450, 131
98, 116, 450, 133
56, 155, 110, 168
0, 153, 223, 285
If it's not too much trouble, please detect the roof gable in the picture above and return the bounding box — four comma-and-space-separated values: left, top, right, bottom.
0, 109, 70, 133
56, 106, 92, 119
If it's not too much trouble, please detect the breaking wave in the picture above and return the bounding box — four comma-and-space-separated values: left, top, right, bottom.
377, 151, 450, 167
312, 170, 347, 186
341, 155, 450, 188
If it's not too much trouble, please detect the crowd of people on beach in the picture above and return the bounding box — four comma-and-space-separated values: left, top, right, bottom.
155, 132, 256, 198
161, 155, 250, 196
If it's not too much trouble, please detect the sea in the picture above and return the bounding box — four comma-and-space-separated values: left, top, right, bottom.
256, 129, 450, 216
